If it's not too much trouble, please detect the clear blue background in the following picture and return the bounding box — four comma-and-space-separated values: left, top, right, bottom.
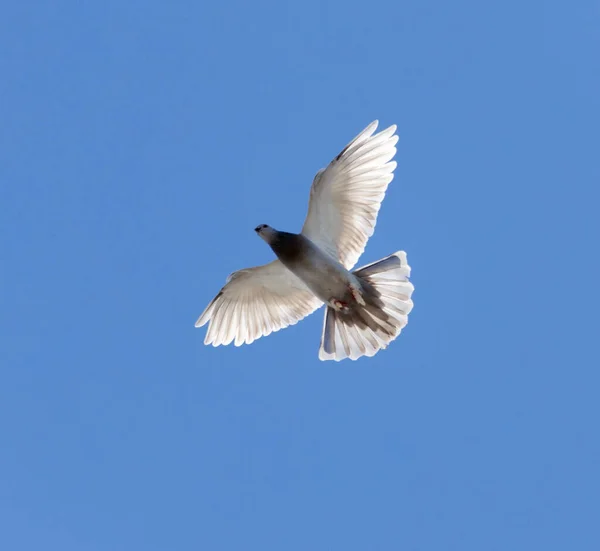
2, 1, 599, 549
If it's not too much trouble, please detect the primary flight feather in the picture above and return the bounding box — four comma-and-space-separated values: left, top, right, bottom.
195, 121, 414, 361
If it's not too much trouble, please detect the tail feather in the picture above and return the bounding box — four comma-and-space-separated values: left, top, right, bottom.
318, 251, 414, 361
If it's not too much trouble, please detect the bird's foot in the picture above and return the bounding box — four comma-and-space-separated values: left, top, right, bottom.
331, 298, 349, 312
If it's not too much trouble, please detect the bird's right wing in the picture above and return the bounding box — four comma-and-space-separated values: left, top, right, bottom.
195, 260, 323, 346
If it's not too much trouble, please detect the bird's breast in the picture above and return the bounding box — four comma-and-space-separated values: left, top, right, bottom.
278, 236, 354, 303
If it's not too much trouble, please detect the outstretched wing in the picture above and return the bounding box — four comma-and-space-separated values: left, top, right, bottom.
301, 121, 398, 269
195, 260, 322, 346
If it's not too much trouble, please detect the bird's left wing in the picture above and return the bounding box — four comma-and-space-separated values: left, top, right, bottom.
196, 259, 322, 346
301, 121, 398, 269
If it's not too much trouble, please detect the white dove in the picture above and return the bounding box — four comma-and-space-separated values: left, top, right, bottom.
195, 121, 414, 361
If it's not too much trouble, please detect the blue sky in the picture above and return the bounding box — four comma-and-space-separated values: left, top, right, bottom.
1, 1, 599, 549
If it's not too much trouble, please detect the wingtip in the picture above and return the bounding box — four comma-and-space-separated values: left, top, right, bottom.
194, 316, 206, 328
367, 120, 379, 133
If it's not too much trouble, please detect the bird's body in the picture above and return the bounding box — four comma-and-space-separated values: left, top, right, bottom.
267, 231, 359, 307
196, 121, 415, 361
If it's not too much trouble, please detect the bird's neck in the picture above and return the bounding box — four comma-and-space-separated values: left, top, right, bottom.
269, 232, 305, 265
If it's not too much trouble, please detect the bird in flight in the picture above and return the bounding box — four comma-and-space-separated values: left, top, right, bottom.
195, 121, 414, 361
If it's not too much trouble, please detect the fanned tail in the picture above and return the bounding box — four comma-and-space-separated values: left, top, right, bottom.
318, 251, 414, 361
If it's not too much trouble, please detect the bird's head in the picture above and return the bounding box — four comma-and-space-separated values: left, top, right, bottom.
254, 224, 278, 245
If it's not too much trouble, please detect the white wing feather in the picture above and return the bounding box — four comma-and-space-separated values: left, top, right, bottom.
301, 121, 398, 269
195, 260, 322, 346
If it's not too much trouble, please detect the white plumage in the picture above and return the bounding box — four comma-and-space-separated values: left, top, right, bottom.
318, 251, 413, 361
196, 261, 321, 347
302, 121, 398, 269
195, 121, 414, 361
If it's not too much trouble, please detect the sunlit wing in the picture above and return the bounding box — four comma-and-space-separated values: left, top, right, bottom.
301, 121, 398, 269
195, 260, 323, 346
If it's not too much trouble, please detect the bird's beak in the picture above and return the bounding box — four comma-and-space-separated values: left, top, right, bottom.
254, 226, 261, 233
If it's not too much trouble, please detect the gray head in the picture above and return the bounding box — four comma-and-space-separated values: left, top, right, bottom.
254, 224, 279, 245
